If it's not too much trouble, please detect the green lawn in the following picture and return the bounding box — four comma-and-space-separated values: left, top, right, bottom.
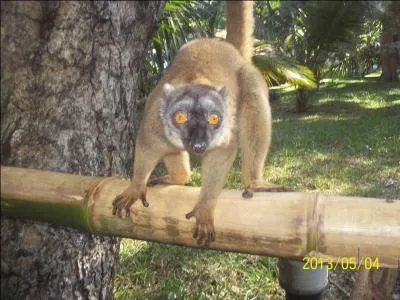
114, 78, 400, 299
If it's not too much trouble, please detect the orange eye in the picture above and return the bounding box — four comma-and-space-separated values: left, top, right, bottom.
208, 113, 219, 125
174, 112, 188, 124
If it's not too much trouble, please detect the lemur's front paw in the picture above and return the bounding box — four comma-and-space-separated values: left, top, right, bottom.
112, 185, 148, 218
185, 206, 215, 246
242, 182, 291, 198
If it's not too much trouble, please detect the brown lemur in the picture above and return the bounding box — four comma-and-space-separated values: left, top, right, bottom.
112, 1, 283, 245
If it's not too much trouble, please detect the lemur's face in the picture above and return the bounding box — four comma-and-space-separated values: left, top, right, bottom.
160, 83, 227, 155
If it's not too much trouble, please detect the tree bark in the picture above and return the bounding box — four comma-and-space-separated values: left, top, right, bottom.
1, 1, 163, 299
350, 268, 399, 300
295, 88, 309, 113
380, 1, 399, 82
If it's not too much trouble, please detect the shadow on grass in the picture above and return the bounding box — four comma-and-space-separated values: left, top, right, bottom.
265, 100, 400, 195
309, 101, 400, 116
273, 78, 400, 115
318, 78, 400, 92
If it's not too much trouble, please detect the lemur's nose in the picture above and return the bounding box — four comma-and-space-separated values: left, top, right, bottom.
190, 142, 206, 154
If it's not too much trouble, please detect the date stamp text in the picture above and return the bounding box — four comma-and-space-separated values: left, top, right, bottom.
302, 256, 380, 270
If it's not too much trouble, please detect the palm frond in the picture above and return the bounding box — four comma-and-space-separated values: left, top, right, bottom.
252, 53, 317, 89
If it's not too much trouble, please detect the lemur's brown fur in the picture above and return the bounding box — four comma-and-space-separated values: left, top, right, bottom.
112, 1, 283, 245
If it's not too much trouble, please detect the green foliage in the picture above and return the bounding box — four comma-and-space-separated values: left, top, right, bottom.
142, 1, 388, 111
140, 0, 319, 100
285, 1, 368, 77
252, 52, 317, 89
140, 1, 223, 98
152, 0, 223, 68
252, 1, 386, 111
325, 11, 382, 77
114, 79, 400, 299
258, 1, 383, 111
254, 1, 291, 47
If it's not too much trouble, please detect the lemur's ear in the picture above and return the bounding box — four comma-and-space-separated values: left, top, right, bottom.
216, 86, 228, 98
162, 83, 175, 98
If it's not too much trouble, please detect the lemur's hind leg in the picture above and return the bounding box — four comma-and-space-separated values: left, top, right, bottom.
148, 151, 191, 186
238, 63, 288, 198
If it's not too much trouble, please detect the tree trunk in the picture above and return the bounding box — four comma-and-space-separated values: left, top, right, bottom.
380, 31, 399, 82
350, 269, 399, 300
1, 1, 163, 299
380, 1, 399, 82
295, 88, 309, 113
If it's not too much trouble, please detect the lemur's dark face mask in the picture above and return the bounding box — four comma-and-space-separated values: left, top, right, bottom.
160, 84, 227, 155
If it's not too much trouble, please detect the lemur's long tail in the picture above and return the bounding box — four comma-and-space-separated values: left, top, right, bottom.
225, 1, 254, 62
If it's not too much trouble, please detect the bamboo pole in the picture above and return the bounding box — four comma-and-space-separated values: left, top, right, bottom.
1, 166, 399, 268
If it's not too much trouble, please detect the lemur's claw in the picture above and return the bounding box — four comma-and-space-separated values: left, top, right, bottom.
112, 185, 148, 218
186, 207, 215, 246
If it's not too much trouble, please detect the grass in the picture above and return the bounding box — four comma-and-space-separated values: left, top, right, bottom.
115, 241, 281, 299
114, 77, 400, 299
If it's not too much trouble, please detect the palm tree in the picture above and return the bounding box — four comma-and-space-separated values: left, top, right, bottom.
265, 1, 370, 112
